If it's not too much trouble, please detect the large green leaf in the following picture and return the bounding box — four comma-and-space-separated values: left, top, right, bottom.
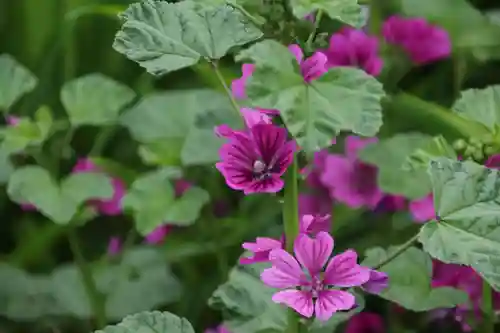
120, 89, 242, 166
0, 105, 53, 153
290, 0, 362, 27
362, 246, 467, 311
452, 85, 500, 132
0, 54, 38, 112
7, 166, 113, 224
122, 168, 209, 235
237, 40, 385, 153
61, 73, 136, 126
358, 133, 434, 199
113, 0, 263, 75
403, 135, 457, 172
209, 257, 363, 333
95, 310, 193, 333
0, 248, 181, 321
419, 158, 500, 291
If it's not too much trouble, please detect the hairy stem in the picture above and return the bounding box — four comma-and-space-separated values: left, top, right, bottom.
67, 228, 106, 328
283, 156, 301, 333
482, 280, 494, 333
373, 233, 419, 270
210, 60, 241, 117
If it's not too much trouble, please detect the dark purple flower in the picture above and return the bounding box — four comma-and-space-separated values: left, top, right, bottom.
361, 269, 389, 294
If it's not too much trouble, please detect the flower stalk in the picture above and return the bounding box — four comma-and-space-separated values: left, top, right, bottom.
482, 279, 494, 333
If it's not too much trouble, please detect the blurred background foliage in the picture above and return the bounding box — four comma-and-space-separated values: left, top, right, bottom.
2, 0, 500, 332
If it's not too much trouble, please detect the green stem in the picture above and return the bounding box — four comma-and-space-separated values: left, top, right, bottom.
482, 280, 494, 333
89, 126, 116, 157
67, 228, 106, 328
373, 233, 418, 270
209, 60, 241, 116
225, 0, 264, 27
305, 10, 323, 52
283, 156, 300, 333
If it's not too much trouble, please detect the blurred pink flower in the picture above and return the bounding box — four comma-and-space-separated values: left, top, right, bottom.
324, 27, 383, 76
485, 154, 500, 169
261, 232, 369, 321
288, 44, 328, 82
107, 237, 122, 256
409, 193, 435, 222
345, 312, 385, 333
216, 124, 296, 194
204, 325, 231, 333
382, 16, 451, 65
145, 179, 192, 245
72, 158, 126, 216
320, 136, 383, 209
6, 116, 21, 126
20, 203, 37, 211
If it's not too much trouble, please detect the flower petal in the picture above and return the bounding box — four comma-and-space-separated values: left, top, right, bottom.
294, 232, 333, 275
272, 290, 314, 318
288, 44, 304, 64
240, 237, 283, 264
260, 249, 304, 288
324, 249, 370, 287
315, 290, 356, 321
361, 269, 389, 294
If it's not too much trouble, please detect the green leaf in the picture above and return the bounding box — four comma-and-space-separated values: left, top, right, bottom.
7, 166, 113, 224
113, 1, 263, 76
0, 54, 38, 112
403, 135, 457, 172
290, 0, 362, 27
0, 105, 53, 153
237, 40, 384, 153
362, 246, 467, 311
419, 158, 500, 291
61, 73, 135, 126
123, 168, 209, 234
452, 85, 500, 132
95, 310, 193, 333
358, 133, 434, 199
209, 258, 363, 333
121, 89, 241, 166
0, 149, 14, 184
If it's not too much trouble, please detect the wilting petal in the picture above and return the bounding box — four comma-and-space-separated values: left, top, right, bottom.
261, 249, 305, 288
240, 237, 283, 264
362, 269, 389, 294
294, 232, 333, 275
315, 290, 356, 321
324, 249, 370, 287
409, 193, 434, 223
272, 290, 314, 318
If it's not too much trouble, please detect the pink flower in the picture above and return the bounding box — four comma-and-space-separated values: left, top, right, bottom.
345, 312, 385, 333
216, 124, 296, 194
261, 232, 370, 321
6, 116, 21, 126
144, 179, 192, 245
231, 63, 255, 99
288, 44, 328, 82
107, 237, 122, 256
324, 28, 383, 76
204, 325, 231, 333
409, 193, 435, 223
382, 16, 452, 65
485, 154, 500, 169
361, 269, 389, 294
299, 214, 331, 235
215, 107, 272, 139
320, 136, 383, 209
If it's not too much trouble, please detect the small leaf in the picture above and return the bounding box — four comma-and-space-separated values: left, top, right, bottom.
238, 40, 384, 153
163, 187, 210, 226
452, 85, 500, 132
0, 54, 38, 112
362, 246, 467, 311
290, 0, 362, 27
61, 73, 135, 126
95, 310, 194, 333
358, 133, 434, 199
7, 166, 113, 224
113, 1, 263, 75
419, 158, 500, 291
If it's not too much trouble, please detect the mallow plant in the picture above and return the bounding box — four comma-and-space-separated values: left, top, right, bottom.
2, 0, 500, 332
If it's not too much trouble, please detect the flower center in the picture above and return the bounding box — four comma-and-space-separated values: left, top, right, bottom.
252, 160, 272, 180
301, 274, 324, 298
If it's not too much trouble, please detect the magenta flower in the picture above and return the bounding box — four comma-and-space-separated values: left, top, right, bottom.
72, 158, 126, 216
382, 16, 452, 65
107, 237, 122, 256
299, 214, 331, 235
345, 312, 385, 333
376, 194, 406, 212
320, 136, 383, 209
216, 124, 296, 194
232, 63, 255, 99
261, 232, 369, 321
288, 44, 328, 82
144, 179, 192, 245
6, 116, 21, 126
362, 269, 389, 294
324, 27, 383, 76
409, 193, 435, 223
485, 154, 500, 169
204, 325, 231, 333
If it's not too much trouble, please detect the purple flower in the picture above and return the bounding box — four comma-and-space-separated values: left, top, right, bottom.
320, 136, 383, 209
288, 44, 328, 82
345, 312, 385, 333
204, 325, 231, 333
107, 237, 122, 256
232, 64, 255, 99
261, 232, 370, 321
485, 154, 500, 169
299, 214, 331, 235
409, 193, 435, 223
361, 269, 389, 294
216, 124, 296, 194
6, 116, 21, 126
382, 16, 452, 65
324, 27, 383, 76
